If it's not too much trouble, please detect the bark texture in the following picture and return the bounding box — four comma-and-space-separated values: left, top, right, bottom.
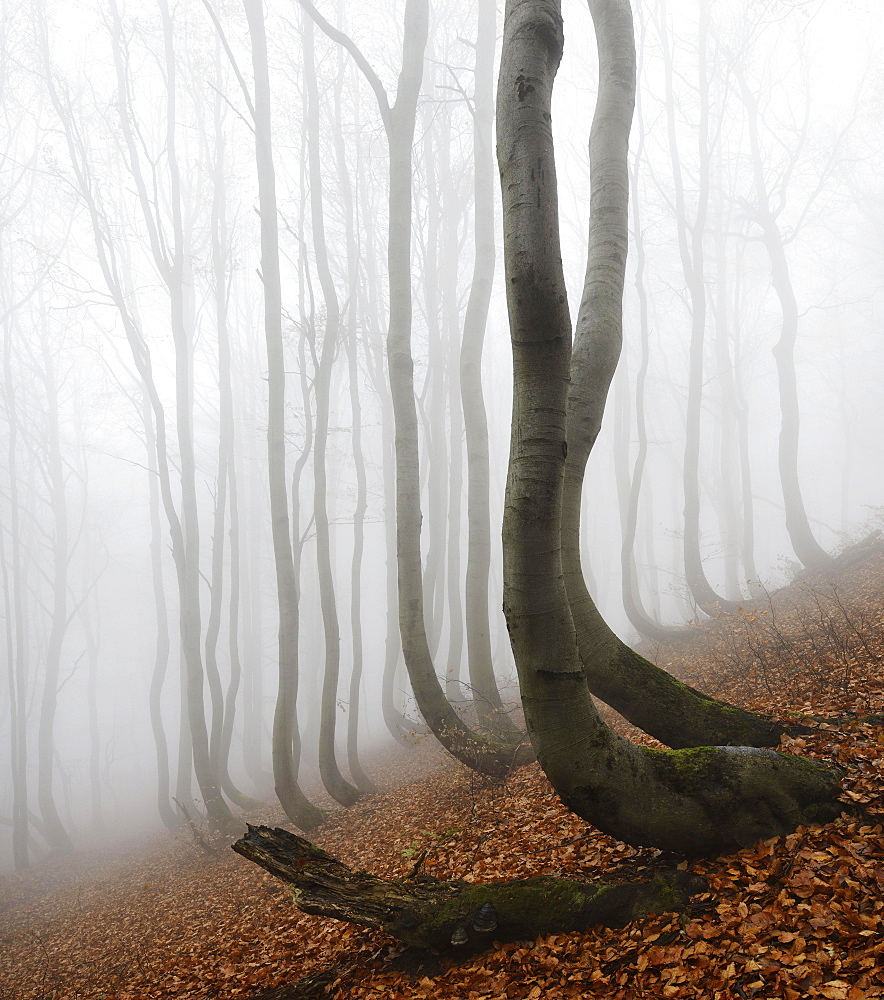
497, 0, 839, 854
300, 0, 530, 777
245, 0, 323, 831
555, 0, 779, 751
233, 825, 706, 951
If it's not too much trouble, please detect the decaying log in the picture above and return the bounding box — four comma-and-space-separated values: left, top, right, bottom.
233, 825, 707, 951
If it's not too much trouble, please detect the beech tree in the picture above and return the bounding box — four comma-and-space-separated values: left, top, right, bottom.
234, 0, 842, 949
498, 0, 836, 852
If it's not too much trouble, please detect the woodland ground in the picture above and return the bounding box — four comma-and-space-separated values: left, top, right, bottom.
2, 542, 884, 1000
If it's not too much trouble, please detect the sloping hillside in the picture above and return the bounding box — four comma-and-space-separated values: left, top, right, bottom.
2, 545, 883, 1000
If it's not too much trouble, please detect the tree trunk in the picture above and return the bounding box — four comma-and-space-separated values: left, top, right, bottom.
302, 10, 361, 809
656, 0, 739, 612
142, 389, 177, 832
299, 0, 528, 777
559, 0, 775, 751
498, 0, 839, 855
331, 12, 377, 795
736, 72, 833, 573
35, 314, 73, 854
245, 0, 323, 832
233, 825, 706, 951
0, 319, 29, 868
459, 0, 520, 736
620, 85, 695, 644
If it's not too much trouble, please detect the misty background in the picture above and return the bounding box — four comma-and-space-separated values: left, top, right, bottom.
2, 0, 882, 868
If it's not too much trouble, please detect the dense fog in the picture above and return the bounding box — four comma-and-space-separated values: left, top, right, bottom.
2, 0, 882, 869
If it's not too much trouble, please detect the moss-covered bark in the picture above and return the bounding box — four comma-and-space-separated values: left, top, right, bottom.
233, 825, 706, 951
496, 0, 840, 857
582, 624, 785, 749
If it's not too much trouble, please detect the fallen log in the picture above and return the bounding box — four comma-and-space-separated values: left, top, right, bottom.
233, 825, 707, 951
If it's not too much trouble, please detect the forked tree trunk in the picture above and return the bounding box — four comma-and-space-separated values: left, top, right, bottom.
498, 0, 838, 854
233, 825, 705, 951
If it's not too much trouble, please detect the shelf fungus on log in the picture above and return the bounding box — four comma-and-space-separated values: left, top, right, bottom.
232, 825, 707, 951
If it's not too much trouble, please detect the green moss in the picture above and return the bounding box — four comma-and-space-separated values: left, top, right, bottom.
642, 745, 725, 793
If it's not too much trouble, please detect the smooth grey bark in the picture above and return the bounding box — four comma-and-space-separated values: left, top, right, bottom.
560, 0, 770, 748
498, 0, 838, 853
440, 119, 465, 705
301, 9, 360, 808
417, 97, 448, 662
459, 0, 520, 734
299, 0, 528, 776
34, 314, 72, 854
729, 254, 762, 590
1, 316, 29, 869
358, 173, 413, 744
619, 81, 695, 644
736, 71, 833, 573
207, 68, 259, 812
711, 195, 744, 601
244, 0, 323, 831
241, 330, 272, 789
142, 389, 177, 832
656, 0, 738, 612
330, 15, 376, 794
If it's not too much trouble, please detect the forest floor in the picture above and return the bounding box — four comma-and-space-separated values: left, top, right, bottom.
2, 540, 884, 1000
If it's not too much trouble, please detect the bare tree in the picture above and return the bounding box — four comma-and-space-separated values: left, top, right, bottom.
499, 0, 836, 852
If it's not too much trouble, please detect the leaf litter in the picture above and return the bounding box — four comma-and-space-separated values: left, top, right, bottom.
2, 542, 884, 1000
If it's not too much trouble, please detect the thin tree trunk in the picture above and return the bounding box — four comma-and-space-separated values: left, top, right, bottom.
208, 59, 259, 812
736, 72, 832, 573
620, 84, 695, 643
331, 11, 376, 794
656, 0, 738, 612
299, 0, 526, 776
142, 389, 177, 831
244, 0, 323, 831
35, 313, 72, 854
460, 0, 520, 734
0, 319, 28, 866
302, 9, 360, 808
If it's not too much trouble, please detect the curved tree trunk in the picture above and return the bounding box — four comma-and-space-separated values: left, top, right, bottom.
302, 11, 361, 809
656, 0, 739, 613
331, 15, 377, 796
460, 0, 521, 737
245, 0, 323, 832
498, 0, 838, 854
620, 80, 695, 644
736, 72, 833, 573
560, 0, 778, 751
299, 0, 529, 778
